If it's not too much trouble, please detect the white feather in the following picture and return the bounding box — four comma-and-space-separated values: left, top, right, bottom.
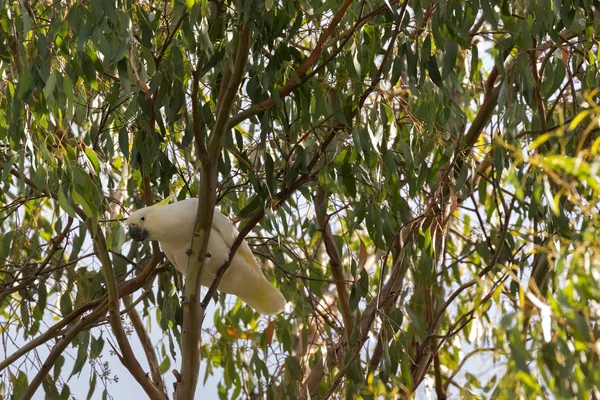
127, 198, 286, 315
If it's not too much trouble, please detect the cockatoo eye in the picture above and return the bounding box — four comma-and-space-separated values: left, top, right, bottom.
141, 217, 145, 222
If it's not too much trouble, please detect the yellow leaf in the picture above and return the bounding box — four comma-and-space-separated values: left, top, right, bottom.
529, 133, 551, 150
569, 109, 590, 130
591, 136, 600, 154
552, 192, 561, 215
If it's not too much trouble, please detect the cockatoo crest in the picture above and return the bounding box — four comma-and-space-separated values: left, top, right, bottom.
154, 195, 172, 207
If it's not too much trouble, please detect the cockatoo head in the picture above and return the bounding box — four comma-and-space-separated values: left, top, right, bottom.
126, 207, 154, 242
126, 196, 174, 242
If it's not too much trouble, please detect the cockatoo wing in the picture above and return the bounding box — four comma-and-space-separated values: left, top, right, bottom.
161, 244, 178, 271
211, 211, 264, 276
161, 237, 217, 283
137, 199, 286, 314
208, 217, 286, 314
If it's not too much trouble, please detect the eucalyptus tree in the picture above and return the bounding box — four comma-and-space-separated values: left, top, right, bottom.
1, 0, 599, 399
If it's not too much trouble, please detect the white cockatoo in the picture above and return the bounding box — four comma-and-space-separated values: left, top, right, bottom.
126, 198, 286, 315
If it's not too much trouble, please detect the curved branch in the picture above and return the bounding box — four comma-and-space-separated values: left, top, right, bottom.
175, 23, 252, 400
0, 216, 73, 304
298, 5, 410, 395
442, 348, 496, 391
0, 258, 163, 374
315, 185, 353, 343
226, 0, 360, 130
21, 302, 109, 400
93, 228, 166, 399
125, 295, 168, 397
154, 10, 188, 69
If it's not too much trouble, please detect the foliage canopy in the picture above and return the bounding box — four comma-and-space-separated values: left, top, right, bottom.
1, 0, 600, 398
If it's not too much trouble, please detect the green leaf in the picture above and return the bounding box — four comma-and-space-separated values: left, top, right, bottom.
11, 370, 29, 399
543, 60, 565, 98
481, 0, 498, 28
2, 231, 14, 260
427, 56, 443, 88
508, 328, 530, 372
470, 45, 479, 80
399, 140, 413, 167
160, 356, 171, 374
119, 127, 130, 160
442, 40, 458, 79
285, 356, 301, 380
71, 331, 90, 377
72, 186, 96, 220
20, 3, 31, 37
36, 282, 47, 319
43, 71, 58, 100
60, 293, 73, 316
1, 157, 13, 181
17, 67, 31, 99
238, 196, 262, 218
347, 360, 363, 383
20, 301, 29, 331
86, 374, 97, 400
54, 356, 65, 381
400, 347, 413, 390
90, 335, 104, 358
569, 109, 590, 130
390, 52, 404, 87
454, 163, 469, 193
60, 383, 71, 400
84, 146, 101, 173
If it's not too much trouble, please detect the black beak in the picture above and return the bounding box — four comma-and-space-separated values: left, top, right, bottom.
129, 225, 149, 241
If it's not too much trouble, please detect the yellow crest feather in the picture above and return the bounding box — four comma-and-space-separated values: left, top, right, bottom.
154, 195, 172, 207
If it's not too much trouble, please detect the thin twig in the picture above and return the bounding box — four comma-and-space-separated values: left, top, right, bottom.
124, 295, 168, 396
315, 185, 353, 344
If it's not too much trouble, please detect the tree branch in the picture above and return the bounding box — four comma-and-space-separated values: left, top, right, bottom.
442, 348, 496, 391
1, 188, 164, 400
92, 227, 167, 400
0, 216, 72, 304
21, 301, 109, 400
298, 5, 412, 395
529, 38, 548, 134
315, 185, 353, 343
0, 258, 164, 373
154, 10, 188, 69
175, 23, 252, 400
225, 0, 357, 130
301, 234, 410, 397
434, 350, 446, 400
124, 295, 168, 397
